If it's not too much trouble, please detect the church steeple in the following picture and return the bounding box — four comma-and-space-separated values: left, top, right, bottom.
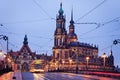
23, 35, 28, 45
58, 2, 64, 16
70, 8, 74, 24
67, 8, 78, 44
69, 9, 75, 33
108, 49, 114, 67
54, 2, 67, 48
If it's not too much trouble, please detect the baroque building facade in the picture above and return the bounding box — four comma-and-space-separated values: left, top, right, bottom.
48, 3, 114, 71
8, 35, 36, 71
7, 35, 52, 71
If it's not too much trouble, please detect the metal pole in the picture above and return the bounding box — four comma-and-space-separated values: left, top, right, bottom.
104, 57, 105, 67
76, 49, 78, 74
86, 57, 89, 70
87, 59, 88, 68
7, 38, 8, 53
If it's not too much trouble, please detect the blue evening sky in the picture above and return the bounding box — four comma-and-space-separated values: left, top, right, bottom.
0, 0, 120, 67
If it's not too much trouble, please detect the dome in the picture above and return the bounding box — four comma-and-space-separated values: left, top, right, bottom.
59, 8, 64, 14
58, 3, 64, 15
67, 33, 77, 39
70, 42, 79, 46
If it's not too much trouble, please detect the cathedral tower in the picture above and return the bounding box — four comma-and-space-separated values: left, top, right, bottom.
54, 2, 67, 48
67, 9, 78, 44
53, 3, 69, 61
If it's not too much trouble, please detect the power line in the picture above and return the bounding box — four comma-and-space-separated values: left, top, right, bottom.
102, 17, 120, 26
0, 24, 8, 30
78, 17, 120, 36
100, 44, 113, 52
33, 0, 55, 20
75, 22, 99, 25
1, 18, 50, 25
80, 35, 120, 40
75, 0, 107, 22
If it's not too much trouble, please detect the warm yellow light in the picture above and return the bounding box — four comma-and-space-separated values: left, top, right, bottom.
0, 50, 2, 60
86, 57, 90, 60
4, 54, 6, 58
62, 60, 65, 63
8, 58, 11, 62
69, 59, 72, 62
102, 53, 107, 58
55, 63, 57, 65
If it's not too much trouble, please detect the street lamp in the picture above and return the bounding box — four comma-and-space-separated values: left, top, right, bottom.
69, 59, 72, 70
3, 54, 7, 73
0, 50, 2, 61
86, 57, 90, 70
102, 53, 107, 67
62, 60, 65, 70
72, 48, 78, 74
56, 61, 59, 71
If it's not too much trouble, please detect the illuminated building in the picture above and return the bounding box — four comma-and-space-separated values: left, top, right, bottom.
8, 35, 52, 71
49, 3, 114, 72
8, 35, 36, 71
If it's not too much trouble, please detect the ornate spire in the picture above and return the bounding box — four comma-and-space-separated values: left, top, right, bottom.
70, 8, 74, 24
69, 8, 75, 34
110, 45, 113, 56
59, 2, 64, 15
23, 35, 28, 45
110, 49, 113, 57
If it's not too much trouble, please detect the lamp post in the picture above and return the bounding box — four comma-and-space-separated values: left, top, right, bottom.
0, 50, 2, 61
4, 54, 7, 73
86, 57, 90, 70
62, 60, 64, 70
7, 58, 12, 70
0, 50, 2, 74
69, 59, 72, 70
73, 49, 78, 74
4, 54, 6, 67
102, 53, 107, 67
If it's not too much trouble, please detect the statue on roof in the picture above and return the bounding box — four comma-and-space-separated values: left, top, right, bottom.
23, 35, 28, 45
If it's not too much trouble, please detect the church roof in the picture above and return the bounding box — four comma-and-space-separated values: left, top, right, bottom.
67, 32, 77, 37
19, 45, 33, 53
69, 42, 79, 46
69, 42, 98, 49
9, 51, 19, 57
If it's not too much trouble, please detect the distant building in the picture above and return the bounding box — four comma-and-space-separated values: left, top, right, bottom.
36, 53, 52, 61
8, 35, 36, 71
48, 3, 114, 72
8, 35, 52, 71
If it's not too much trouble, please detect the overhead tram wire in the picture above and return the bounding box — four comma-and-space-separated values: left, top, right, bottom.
1, 30, 53, 40
102, 17, 120, 26
9, 42, 19, 49
78, 17, 120, 36
99, 44, 113, 53
33, 0, 55, 21
79, 34, 120, 40
1, 18, 51, 25
75, 0, 107, 22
